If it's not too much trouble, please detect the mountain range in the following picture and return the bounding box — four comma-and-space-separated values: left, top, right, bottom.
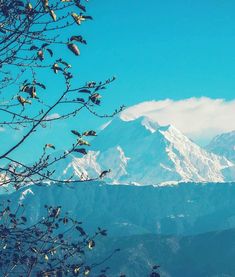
50, 114, 235, 185
2, 101, 235, 276
2, 181, 235, 276
5, 181, 235, 236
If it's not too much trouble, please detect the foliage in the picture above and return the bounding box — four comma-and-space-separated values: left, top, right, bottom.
0, 200, 121, 277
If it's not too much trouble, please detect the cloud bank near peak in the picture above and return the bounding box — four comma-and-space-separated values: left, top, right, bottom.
120, 97, 235, 145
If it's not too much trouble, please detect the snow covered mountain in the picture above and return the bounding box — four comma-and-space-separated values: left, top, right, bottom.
52, 115, 235, 185
207, 130, 235, 162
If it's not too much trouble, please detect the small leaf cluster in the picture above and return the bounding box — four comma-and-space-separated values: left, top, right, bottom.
0, 200, 110, 277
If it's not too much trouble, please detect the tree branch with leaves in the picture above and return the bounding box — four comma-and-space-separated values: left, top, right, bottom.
0, 0, 124, 189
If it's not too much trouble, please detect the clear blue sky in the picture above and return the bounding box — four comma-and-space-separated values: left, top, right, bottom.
85, 0, 235, 104
2, 0, 235, 162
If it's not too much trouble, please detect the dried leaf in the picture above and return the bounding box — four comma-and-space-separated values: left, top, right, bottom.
75, 2, 86, 12
79, 89, 90, 93
52, 63, 62, 74
67, 43, 80, 56
77, 139, 90, 146
17, 96, 31, 106
37, 50, 44, 61
71, 13, 85, 25
46, 48, 53, 57
82, 130, 97, 136
49, 9, 56, 21
88, 240, 95, 250
45, 144, 55, 150
71, 130, 81, 137
70, 35, 87, 44
73, 148, 87, 155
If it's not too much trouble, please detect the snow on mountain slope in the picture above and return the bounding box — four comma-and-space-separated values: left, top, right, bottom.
53, 116, 234, 185
207, 130, 235, 162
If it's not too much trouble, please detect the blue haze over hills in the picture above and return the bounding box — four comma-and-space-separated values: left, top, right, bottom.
2, 181, 235, 276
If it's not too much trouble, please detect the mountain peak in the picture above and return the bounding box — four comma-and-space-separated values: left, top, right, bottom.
158, 124, 177, 133
136, 116, 160, 133
50, 115, 235, 186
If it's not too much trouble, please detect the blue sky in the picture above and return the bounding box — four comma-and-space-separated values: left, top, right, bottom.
85, 0, 235, 104
2, 0, 235, 163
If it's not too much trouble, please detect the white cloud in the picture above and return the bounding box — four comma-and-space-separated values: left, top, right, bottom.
45, 113, 60, 120
121, 97, 235, 145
